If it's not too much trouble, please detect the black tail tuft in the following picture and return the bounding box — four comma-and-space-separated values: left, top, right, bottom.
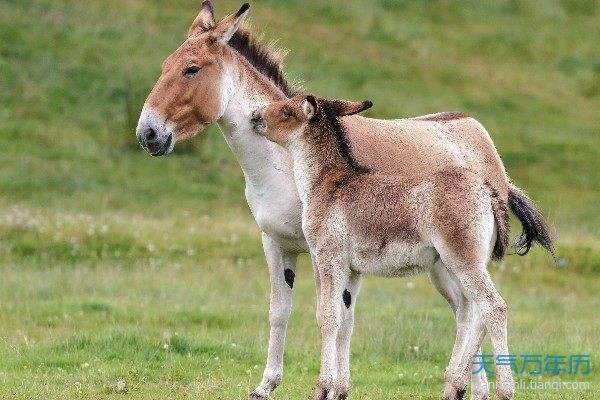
508, 184, 554, 256
488, 183, 509, 260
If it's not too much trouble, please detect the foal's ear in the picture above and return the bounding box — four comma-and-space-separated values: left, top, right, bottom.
187, 1, 215, 37
210, 3, 250, 45
303, 95, 320, 121
332, 99, 373, 117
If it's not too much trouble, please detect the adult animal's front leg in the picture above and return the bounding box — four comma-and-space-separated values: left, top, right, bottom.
250, 233, 298, 400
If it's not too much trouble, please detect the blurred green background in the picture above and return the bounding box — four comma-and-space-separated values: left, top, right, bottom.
0, 0, 598, 398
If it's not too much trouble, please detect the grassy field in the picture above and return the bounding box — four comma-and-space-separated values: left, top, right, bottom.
1, 0, 599, 398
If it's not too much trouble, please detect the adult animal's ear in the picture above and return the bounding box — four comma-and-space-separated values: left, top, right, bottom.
303, 95, 320, 120
332, 99, 373, 117
210, 3, 250, 45
187, 1, 216, 37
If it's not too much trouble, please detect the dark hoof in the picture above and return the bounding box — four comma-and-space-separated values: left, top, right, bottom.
443, 386, 467, 400
249, 392, 269, 400
313, 389, 328, 400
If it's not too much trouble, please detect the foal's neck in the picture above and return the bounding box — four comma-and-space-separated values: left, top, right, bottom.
290, 119, 365, 204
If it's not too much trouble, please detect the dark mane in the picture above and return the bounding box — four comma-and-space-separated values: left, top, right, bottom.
228, 29, 298, 98
320, 101, 369, 174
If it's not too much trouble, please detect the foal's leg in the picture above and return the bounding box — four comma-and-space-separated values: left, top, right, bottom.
444, 261, 514, 400
453, 302, 487, 400
335, 271, 362, 399
313, 251, 349, 400
250, 233, 298, 400
430, 262, 489, 400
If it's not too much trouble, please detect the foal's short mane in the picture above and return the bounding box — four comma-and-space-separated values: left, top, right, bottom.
320, 101, 370, 174
228, 29, 299, 98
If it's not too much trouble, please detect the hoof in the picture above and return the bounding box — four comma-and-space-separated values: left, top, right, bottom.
336, 383, 349, 399
314, 391, 327, 400
443, 386, 467, 400
313, 388, 336, 400
249, 391, 269, 400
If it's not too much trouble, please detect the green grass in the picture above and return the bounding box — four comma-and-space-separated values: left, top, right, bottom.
1, 0, 599, 398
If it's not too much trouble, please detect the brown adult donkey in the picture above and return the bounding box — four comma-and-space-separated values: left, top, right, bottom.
135, 2, 553, 399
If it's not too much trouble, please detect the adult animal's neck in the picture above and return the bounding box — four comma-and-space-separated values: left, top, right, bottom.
216, 54, 295, 190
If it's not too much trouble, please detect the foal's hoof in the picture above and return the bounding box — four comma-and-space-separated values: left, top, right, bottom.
443, 385, 467, 400
335, 383, 349, 399
313, 390, 328, 400
313, 386, 335, 400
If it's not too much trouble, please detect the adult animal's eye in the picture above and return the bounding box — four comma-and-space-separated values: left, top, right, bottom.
282, 107, 291, 118
184, 66, 200, 77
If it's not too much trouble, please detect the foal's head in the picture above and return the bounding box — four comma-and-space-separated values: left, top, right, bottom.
251, 95, 372, 147
136, 1, 250, 156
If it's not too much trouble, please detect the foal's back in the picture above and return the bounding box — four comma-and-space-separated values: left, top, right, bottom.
342, 114, 508, 204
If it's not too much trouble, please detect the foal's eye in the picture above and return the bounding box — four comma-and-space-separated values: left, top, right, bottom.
282, 107, 291, 118
183, 66, 200, 77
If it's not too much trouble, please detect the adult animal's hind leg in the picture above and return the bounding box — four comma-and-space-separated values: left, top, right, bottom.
249, 233, 298, 400
430, 261, 489, 400
335, 271, 362, 399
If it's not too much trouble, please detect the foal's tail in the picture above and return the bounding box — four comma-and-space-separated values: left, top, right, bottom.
490, 186, 510, 261
507, 184, 554, 256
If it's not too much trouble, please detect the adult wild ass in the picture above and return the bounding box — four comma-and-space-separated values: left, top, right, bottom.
251, 95, 553, 399
135, 2, 553, 399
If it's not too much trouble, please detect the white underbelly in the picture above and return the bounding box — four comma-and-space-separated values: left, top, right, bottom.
349, 240, 438, 277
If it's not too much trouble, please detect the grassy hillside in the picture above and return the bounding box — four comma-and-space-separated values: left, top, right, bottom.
1, 0, 599, 399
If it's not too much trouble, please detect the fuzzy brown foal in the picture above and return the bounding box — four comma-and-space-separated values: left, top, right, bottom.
252, 94, 553, 400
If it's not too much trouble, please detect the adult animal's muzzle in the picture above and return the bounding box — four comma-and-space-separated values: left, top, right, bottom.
137, 128, 173, 156
136, 106, 175, 156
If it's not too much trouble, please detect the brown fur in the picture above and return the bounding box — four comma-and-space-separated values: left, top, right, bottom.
257, 96, 494, 263
340, 115, 511, 259
412, 111, 469, 122
144, 3, 542, 262
145, 9, 293, 144
140, 6, 550, 398
146, 4, 510, 229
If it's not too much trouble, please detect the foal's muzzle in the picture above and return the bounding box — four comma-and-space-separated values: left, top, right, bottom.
251, 109, 266, 134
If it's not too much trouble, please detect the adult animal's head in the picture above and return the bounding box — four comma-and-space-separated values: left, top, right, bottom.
136, 1, 250, 156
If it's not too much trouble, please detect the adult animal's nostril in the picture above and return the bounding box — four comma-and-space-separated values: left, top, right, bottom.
251, 110, 261, 123
146, 128, 157, 141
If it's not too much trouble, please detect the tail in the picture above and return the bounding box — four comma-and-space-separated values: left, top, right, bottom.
507, 184, 554, 256
489, 186, 510, 261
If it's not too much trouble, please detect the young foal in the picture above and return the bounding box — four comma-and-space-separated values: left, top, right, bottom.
252, 95, 537, 400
